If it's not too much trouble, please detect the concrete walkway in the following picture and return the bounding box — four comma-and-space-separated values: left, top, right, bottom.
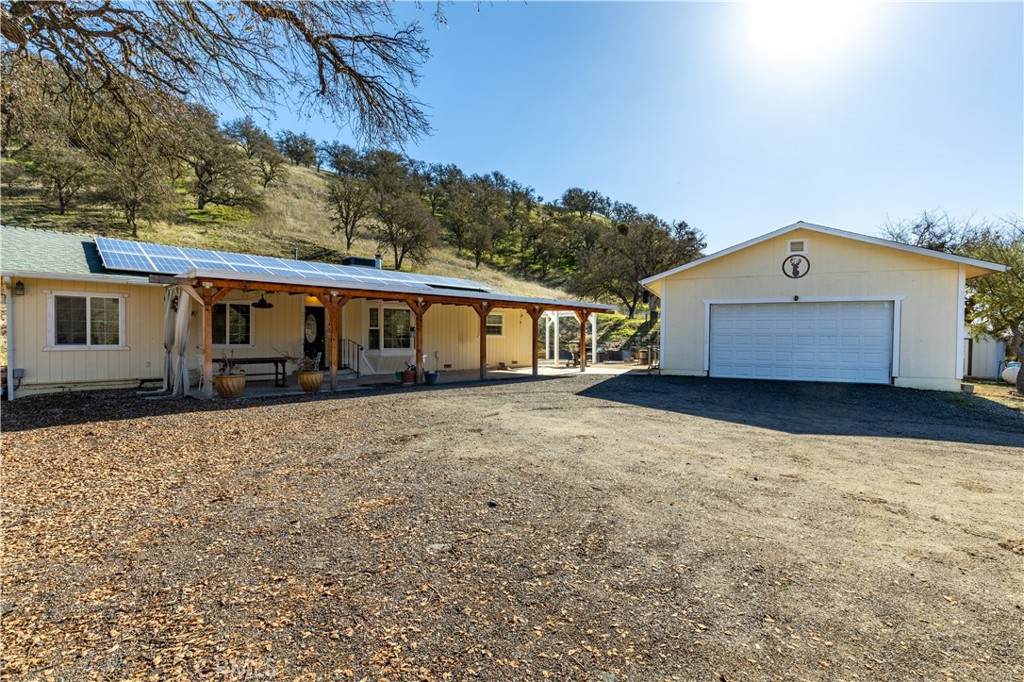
193, 362, 654, 399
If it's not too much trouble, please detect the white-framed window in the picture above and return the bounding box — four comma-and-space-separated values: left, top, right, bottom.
212, 302, 253, 346
366, 302, 412, 351
46, 292, 126, 349
486, 313, 504, 336
787, 239, 808, 255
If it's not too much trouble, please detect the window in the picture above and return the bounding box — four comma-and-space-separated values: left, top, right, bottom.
383, 308, 411, 349
367, 304, 412, 350
486, 313, 503, 336
368, 306, 380, 349
787, 239, 807, 254
212, 303, 252, 345
50, 293, 124, 348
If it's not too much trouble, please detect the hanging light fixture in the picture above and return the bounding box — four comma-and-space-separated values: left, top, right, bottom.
252, 293, 274, 309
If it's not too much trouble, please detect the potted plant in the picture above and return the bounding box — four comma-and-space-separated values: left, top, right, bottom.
279, 349, 323, 393
214, 354, 246, 398
401, 361, 416, 386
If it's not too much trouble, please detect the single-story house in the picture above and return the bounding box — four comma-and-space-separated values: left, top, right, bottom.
1, 226, 614, 399
641, 221, 1007, 392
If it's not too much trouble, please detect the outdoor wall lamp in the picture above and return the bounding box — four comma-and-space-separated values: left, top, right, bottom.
13, 281, 25, 296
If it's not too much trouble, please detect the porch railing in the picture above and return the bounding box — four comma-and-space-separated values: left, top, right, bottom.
341, 338, 363, 378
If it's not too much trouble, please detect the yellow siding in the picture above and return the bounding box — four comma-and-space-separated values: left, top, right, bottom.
659, 229, 964, 391
10, 281, 538, 396
8, 277, 165, 395
183, 290, 306, 366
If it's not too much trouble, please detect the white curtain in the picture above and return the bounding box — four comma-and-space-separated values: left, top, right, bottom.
169, 287, 192, 397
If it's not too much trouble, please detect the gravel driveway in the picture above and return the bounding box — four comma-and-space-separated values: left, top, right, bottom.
2, 374, 1022, 681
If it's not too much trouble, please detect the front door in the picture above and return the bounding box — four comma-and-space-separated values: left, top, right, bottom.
304, 307, 325, 369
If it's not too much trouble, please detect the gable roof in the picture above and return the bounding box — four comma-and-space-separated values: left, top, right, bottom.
640, 221, 1008, 287
0, 225, 153, 283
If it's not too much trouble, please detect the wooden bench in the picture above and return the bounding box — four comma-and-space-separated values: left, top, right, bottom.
215, 357, 289, 387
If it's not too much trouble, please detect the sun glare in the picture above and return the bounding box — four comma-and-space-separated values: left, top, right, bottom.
748, 1, 869, 63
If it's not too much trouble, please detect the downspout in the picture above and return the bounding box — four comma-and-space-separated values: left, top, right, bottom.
4, 276, 14, 400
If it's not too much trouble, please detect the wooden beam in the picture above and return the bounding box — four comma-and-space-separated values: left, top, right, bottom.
575, 309, 589, 373
201, 289, 216, 399
315, 294, 350, 392
473, 302, 490, 381
528, 306, 544, 376
150, 275, 613, 317
407, 298, 432, 384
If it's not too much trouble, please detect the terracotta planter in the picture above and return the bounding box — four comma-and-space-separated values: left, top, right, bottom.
401, 370, 416, 385
297, 370, 324, 393
214, 373, 246, 399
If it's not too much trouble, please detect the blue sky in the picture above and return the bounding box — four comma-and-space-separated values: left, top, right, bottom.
224, 2, 1023, 253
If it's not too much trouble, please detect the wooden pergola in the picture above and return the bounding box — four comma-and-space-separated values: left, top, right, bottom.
151, 272, 615, 399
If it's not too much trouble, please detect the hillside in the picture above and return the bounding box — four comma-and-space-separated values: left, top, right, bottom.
1, 161, 572, 301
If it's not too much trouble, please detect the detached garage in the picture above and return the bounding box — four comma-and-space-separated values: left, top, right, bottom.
642, 222, 1006, 392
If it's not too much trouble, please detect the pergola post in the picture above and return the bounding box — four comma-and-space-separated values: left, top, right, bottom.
591, 313, 598, 364
200, 284, 229, 399
317, 294, 350, 392
473, 302, 490, 380
408, 297, 432, 384
528, 306, 543, 376
576, 309, 589, 373
544, 315, 551, 361
553, 313, 560, 366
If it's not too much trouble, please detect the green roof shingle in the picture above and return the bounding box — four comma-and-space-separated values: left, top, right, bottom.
0, 225, 149, 281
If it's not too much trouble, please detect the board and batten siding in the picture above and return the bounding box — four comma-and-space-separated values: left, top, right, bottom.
659, 229, 964, 391
9, 277, 165, 395
183, 291, 305, 368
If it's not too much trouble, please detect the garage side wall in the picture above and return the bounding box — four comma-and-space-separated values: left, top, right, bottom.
659, 230, 962, 391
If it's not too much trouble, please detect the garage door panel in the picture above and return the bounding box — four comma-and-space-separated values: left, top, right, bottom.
710, 302, 893, 385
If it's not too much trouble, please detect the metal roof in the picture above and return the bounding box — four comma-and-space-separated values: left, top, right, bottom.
178, 268, 618, 312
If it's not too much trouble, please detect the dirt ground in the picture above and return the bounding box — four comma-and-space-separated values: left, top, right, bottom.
2, 374, 1022, 681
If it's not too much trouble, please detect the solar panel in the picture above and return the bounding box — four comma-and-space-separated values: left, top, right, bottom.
94, 236, 493, 292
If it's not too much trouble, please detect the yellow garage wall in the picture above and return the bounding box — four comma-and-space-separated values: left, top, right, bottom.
659, 229, 964, 391
8, 277, 165, 395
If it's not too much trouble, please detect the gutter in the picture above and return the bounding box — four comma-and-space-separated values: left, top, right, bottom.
0, 270, 160, 286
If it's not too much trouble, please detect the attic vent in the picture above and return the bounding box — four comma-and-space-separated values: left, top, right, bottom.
787, 239, 807, 254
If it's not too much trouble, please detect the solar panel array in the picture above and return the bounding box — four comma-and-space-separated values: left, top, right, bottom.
94, 237, 491, 292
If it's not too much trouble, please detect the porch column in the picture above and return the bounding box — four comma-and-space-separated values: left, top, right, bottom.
473, 302, 490, 380
317, 293, 350, 392
408, 297, 432, 384
528, 306, 543, 376
576, 309, 589, 373
544, 315, 551, 361
591, 313, 598, 364
200, 285, 230, 399
553, 313, 560, 366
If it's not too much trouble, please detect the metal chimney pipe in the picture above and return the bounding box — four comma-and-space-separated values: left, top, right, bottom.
374, 254, 382, 270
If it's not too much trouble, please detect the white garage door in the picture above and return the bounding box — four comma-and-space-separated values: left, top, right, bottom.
709, 301, 894, 384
